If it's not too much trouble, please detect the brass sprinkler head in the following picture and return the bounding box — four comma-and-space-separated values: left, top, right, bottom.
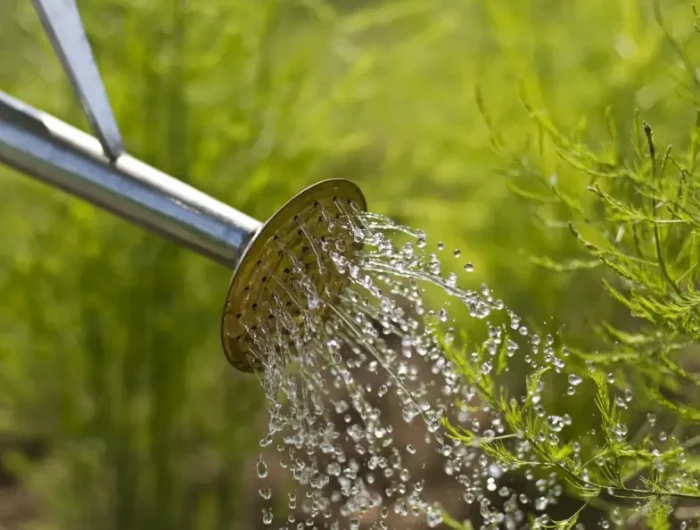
220, 179, 367, 372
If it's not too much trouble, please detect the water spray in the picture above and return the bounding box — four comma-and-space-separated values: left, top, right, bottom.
0, 0, 366, 372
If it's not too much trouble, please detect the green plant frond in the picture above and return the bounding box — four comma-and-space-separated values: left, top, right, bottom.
570, 346, 642, 365
523, 253, 601, 273
646, 496, 672, 530
441, 511, 474, 530
526, 367, 550, 406
449, 30, 700, 524
556, 148, 623, 179
480, 440, 525, 468
602, 280, 658, 323
551, 188, 589, 220
591, 371, 626, 449
588, 185, 654, 223
645, 386, 700, 422
474, 84, 508, 157
496, 337, 510, 375
552, 443, 574, 463
507, 182, 560, 204
496, 398, 525, 440
658, 349, 700, 387
521, 98, 616, 170
599, 322, 659, 346
570, 224, 657, 267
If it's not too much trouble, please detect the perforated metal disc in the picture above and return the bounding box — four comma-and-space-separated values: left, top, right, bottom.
220, 179, 367, 372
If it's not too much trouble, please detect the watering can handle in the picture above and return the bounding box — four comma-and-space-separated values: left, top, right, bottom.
31, 0, 125, 161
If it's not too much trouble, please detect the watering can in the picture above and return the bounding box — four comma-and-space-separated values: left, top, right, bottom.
0, 0, 366, 371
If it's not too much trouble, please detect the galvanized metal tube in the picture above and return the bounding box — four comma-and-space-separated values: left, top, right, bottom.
0, 91, 261, 269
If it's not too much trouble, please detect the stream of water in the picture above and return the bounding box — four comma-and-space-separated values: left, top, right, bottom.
242, 200, 567, 530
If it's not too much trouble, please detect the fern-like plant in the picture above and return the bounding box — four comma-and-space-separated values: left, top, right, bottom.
443, 5, 700, 529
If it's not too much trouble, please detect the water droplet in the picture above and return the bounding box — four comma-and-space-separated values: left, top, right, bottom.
426, 505, 443, 527
256, 455, 268, 478
568, 374, 582, 386
548, 416, 565, 432
258, 487, 271, 499
464, 262, 474, 272
486, 477, 497, 491
447, 272, 457, 287
612, 423, 628, 441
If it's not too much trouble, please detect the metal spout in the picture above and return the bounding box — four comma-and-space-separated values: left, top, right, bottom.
0, 92, 261, 268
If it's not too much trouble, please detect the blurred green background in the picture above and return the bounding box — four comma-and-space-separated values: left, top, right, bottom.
0, 0, 698, 528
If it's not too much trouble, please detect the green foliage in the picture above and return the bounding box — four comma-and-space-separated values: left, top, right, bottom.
442, 3, 700, 528
3, 0, 700, 528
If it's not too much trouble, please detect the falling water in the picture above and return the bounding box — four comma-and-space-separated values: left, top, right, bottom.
240, 200, 578, 529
